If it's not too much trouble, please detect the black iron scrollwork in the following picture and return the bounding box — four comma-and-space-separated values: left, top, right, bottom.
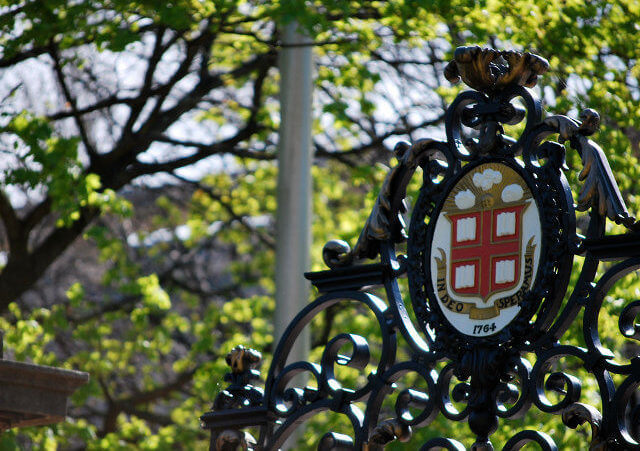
201, 46, 640, 450
202, 345, 265, 450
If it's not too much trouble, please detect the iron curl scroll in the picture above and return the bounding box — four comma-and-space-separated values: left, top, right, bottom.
201, 46, 640, 450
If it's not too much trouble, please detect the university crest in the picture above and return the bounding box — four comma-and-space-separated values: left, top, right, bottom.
430, 162, 541, 337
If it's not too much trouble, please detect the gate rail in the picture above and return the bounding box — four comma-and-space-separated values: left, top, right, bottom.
201, 46, 640, 450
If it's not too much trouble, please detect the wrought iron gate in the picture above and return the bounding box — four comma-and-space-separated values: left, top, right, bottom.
201, 46, 640, 450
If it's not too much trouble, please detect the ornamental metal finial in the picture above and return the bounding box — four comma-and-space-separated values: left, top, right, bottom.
444, 46, 549, 92
363, 419, 412, 451
225, 345, 261, 374
212, 345, 263, 411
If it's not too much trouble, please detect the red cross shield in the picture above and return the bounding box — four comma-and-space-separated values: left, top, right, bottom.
447, 204, 525, 300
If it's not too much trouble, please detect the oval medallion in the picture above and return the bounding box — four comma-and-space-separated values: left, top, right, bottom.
429, 162, 542, 337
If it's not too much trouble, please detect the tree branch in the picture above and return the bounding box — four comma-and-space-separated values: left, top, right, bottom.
314, 115, 446, 159
0, 205, 98, 310
120, 26, 171, 134
172, 173, 276, 249
46, 94, 139, 121
49, 43, 98, 159
0, 189, 24, 253
0, 46, 50, 68
119, 30, 209, 148
121, 407, 172, 427
120, 368, 197, 406
99, 368, 197, 437
0, 46, 277, 311
122, 51, 276, 179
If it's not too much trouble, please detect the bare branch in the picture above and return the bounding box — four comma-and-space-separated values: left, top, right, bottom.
49, 43, 98, 158
118, 26, 174, 133
46, 94, 139, 121
21, 197, 52, 234
123, 51, 277, 177
120, 30, 211, 145
0, 46, 50, 68
314, 115, 446, 159
0, 189, 24, 253
371, 49, 442, 67
151, 134, 277, 161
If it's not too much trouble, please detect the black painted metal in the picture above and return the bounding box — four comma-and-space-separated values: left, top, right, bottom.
201, 47, 640, 450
